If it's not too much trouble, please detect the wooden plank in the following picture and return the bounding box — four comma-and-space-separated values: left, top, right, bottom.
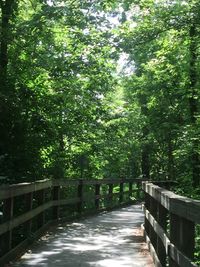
0, 179, 138, 202
53, 179, 79, 186
82, 179, 118, 185
145, 231, 163, 267
0, 179, 52, 200
52, 198, 80, 206
82, 178, 139, 185
0, 178, 138, 200
142, 182, 200, 224
0, 177, 141, 265
0, 189, 137, 237
0, 201, 52, 235
169, 213, 195, 267
169, 244, 198, 267
143, 182, 197, 267
0, 221, 52, 267
1, 197, 14, 254
52, 178, 139, 186
170, 197, 200, 224
144, 209, 170, 253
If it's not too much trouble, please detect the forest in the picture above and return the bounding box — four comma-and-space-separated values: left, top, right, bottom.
0, 0, 199, 197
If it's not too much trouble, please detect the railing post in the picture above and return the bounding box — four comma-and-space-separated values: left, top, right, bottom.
77, 179, 83, 213
149, 197, 157, 249
37, 189, 45, 228
157, 203, 168, 267
95, 183, 100, 210
119, 182, 123, 203
136, 181, 140, 199
129, 182, 132, 199
169, 213, 195, 267
25, 192, 33, 236
52, 185, 60, 220
144, 192, 150, 237
108, 183, 113, 203
1, 197, 14, 254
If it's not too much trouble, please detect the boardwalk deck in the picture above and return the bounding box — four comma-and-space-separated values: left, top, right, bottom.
11, 205, 154, 267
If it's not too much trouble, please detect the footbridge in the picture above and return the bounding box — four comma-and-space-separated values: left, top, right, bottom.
0, 178, 199, 267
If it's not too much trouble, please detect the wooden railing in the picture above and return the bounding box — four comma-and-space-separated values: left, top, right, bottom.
142, 182, 200, 267
0, 178, 141, 266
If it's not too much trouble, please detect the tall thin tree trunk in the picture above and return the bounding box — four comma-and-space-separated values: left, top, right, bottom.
141, 142, 150, 179
188, 23, 200, 187
57, 107, 65, 179
167, 131, 174, 180
0, 0, 15, 174
140, 95, 150, 180
0, 0, 14, 89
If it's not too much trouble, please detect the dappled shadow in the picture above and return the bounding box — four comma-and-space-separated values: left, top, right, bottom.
12, 205, 154, 267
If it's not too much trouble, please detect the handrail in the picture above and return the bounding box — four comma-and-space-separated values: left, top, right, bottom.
0, 178, 141, 266
142, 182, 199, 267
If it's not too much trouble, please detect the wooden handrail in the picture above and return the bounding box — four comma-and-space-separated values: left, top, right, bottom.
142, 182, 199, 267
0, 178, 141, 266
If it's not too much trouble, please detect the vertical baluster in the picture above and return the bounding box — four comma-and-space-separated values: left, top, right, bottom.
129, 182, 133, 200
108, 183, 113, 208
25, 192, 33, 236
37, 189, 45, 229
1, 197, 14, 254
169, 213, 195, 267
119, 182, 123, 203
95, 183, 100, 210
144, 192, 150, 238
136, 181, 140, 200
157, 203, 168, 267
149, 197, 157, 249
52, 185, 60, 220
77, 179, 83, 213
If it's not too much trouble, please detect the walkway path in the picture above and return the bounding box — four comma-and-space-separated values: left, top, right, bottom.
11, 205, 154, 267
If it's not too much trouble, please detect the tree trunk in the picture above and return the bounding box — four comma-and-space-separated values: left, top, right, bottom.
0, 0, 15, 175
141, 143, 150, 180
167, 130, 174, 180
0, 0, 15, 90
188, 23, 200, 187
140, 94, 150, 180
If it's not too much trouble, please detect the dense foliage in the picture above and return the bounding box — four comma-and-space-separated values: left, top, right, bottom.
0, 0, 199, 192
119, 0, 200, 191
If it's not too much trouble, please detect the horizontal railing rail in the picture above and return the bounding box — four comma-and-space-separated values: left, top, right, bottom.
142, 182, 200, 267
0, 178, 142, 266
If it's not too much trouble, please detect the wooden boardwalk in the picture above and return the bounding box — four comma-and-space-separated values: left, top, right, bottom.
11, 205, 154, 267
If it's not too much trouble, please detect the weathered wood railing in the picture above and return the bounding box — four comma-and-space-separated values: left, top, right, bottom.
0, 178, 141, 265
142, 182, 200, 267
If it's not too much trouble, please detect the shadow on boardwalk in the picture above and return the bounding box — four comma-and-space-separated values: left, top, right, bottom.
11, 205, 154, 267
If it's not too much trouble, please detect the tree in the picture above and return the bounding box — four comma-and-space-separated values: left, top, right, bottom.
118, 0, 200, 185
